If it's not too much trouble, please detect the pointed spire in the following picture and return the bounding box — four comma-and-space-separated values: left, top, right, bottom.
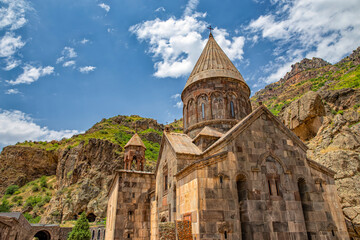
124, 133, 146, 149
184, 33, 247, 90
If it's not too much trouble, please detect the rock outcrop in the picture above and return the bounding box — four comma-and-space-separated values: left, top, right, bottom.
42, 139, 122, 223
0, 146, 58, 194
307, 113, 360, 238
281, 57, 331, 83
280, 91, 325, 141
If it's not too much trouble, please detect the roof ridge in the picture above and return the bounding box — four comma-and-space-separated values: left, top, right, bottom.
203, 105, 308, 154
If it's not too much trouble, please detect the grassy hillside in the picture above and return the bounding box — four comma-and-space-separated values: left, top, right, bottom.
252, 55, 360, 116
15, 115, 181, 170
0, 176, 56, 223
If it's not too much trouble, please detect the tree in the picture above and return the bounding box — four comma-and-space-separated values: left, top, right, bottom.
68, 212, 91, 240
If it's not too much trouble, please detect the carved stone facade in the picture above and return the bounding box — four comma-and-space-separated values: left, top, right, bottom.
105, 33, 349, 239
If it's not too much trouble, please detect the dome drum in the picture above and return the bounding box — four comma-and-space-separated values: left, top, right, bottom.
182, 78, 252, 138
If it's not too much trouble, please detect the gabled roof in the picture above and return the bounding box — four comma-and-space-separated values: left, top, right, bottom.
184, 33, 248, 90
166, 132, 202, 155
193, 126, 223, 142
155, 131, 202, 175
204, 105, 309, 154
124, 133, 146, 149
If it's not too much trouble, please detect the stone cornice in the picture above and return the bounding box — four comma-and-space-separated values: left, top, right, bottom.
306, 158, 336, 177
175, 151, 228, 180
184, 119, 239, 134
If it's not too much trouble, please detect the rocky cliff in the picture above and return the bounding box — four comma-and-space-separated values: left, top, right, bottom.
252, 46, 360, 238
0, 115, 183, 224
0, 146, 58, 194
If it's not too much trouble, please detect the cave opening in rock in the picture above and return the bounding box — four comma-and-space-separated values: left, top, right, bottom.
87, 213, 97, 222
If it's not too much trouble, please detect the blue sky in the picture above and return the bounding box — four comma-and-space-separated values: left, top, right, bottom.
0, 0, 360, 149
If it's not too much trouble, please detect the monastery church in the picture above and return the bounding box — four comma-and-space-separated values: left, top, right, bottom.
105, 33, 349, 240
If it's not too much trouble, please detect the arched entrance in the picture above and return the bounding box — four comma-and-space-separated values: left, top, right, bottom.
33, 230, 51, 240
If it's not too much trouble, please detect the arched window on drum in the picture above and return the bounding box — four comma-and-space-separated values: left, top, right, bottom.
201, 103, 205, 119
230, 101, 235, 118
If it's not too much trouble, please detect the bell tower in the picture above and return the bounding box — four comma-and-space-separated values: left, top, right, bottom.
182, 32, 252, 138
124, 133, 146, 171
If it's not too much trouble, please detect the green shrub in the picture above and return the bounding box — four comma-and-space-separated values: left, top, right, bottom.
5, 185, 19, 195
40, 176, 48, 188
43, 195, 51, 204
338, 110, 344, 115
32, 185, 40, 192
12, 195, 23, 202
0, 199, 11, 212
23, 212, 41, 223
25, 196, 42, 208
354, 104, 360, 110
331, 109, 337, 115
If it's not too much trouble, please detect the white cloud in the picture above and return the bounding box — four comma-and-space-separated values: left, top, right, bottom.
62, 46, 77, 58
56, 56, 64, 64
56, 46, 77, 65
212, 28, 245, 61
98, 3, 110, 13
248, 0, 360, 63
174, 101, 183, 109
0, 109, 79, 145
63, 60, 75, 67
79, 66, 96, 73
247, 0, 360, 84
0, 32, 25, 58
3, 57, 21, 70
130, 2, 246, 78
183, 0, 199, 16
0, 0, 31, 31
7, 65, 54, 85
80, 38, 89, 44
171, 93, 181, 99
5, 88, 20, 94
155, 7, 165, 12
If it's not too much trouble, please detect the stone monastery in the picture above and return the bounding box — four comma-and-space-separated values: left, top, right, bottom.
104, 33, 350, 240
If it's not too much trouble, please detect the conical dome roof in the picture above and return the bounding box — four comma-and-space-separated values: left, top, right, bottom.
124, 133, 146, 149
184, 33, 246, 90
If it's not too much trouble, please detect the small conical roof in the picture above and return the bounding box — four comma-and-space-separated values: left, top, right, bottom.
184, 33, 247, 90
124, 133, 146, 149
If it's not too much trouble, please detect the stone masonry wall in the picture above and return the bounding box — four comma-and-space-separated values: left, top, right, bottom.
177, 220, 193, 240
112, 170, 155, 240
182, 78, 252, 138
159, 222, 176, 240
176, 110, 349, 240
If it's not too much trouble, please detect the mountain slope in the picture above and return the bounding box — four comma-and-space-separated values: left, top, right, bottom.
251, 46, 360, 238
0, 115, 182, 224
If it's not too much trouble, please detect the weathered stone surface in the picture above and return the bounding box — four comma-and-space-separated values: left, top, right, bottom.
280, 91, 325, 141
306, 113, 360, 239
42, 138, 122, 223
0, 146, 58, 194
